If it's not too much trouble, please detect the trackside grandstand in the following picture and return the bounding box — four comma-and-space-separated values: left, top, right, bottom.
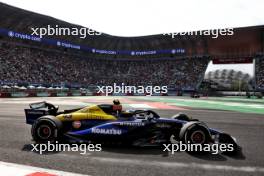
0, 2, 264, 97
0, 41, 209, 90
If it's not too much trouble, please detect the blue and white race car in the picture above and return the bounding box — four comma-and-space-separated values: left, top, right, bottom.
25, 100, 239, 154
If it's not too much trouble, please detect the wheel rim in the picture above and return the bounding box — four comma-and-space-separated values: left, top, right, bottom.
37, 125, 52, 139
190, 130, 206, 144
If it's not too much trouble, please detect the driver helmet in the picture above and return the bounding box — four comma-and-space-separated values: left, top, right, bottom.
113, 99, 122, 111
113, 99, 120, 105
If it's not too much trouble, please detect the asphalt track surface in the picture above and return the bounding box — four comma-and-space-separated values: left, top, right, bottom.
0, 97, 264, 176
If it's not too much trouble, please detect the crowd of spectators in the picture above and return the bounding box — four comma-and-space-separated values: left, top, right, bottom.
255, 58, 264, 90
0, 42, 209, 90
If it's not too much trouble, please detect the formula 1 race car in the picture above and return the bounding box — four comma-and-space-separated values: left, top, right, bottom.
25, 100, 239, 153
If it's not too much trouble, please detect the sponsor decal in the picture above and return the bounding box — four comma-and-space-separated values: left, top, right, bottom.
60, 42, 80, 50
132, 50, 157, 56
156, 123, 171, 128
119, 122, 145, 127
63, 114, 72, 119
87, 115, 105, 120
72, 121, 82, 129
8, 30, 41, 42
172, 48, 185, 54
27, 111, 45, 115
91, 128, 122, 135
92, 49, 117, 55
8, 31, 14, 37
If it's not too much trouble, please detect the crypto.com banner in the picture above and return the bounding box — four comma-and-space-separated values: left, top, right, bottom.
0, 28, 185, 56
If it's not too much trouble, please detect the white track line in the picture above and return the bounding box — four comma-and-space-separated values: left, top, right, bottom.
0, 161, 89, 176
92, 157, 264, 173
57, 153, 264, 173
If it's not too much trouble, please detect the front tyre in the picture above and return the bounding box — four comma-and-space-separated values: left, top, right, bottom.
184, 125, 210, 144
181, 124, 211, 154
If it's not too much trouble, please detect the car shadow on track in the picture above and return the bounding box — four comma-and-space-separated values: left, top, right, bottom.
187, 147, 246, 161
100, 145, 169, 156
21, 143, 246, 162
100, 146, 231, 161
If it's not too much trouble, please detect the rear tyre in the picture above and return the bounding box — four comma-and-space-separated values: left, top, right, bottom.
31, 116, 61, 143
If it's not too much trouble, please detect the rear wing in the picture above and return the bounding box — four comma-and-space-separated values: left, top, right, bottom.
24, 101, 52, 124
24, 109, 48, 124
